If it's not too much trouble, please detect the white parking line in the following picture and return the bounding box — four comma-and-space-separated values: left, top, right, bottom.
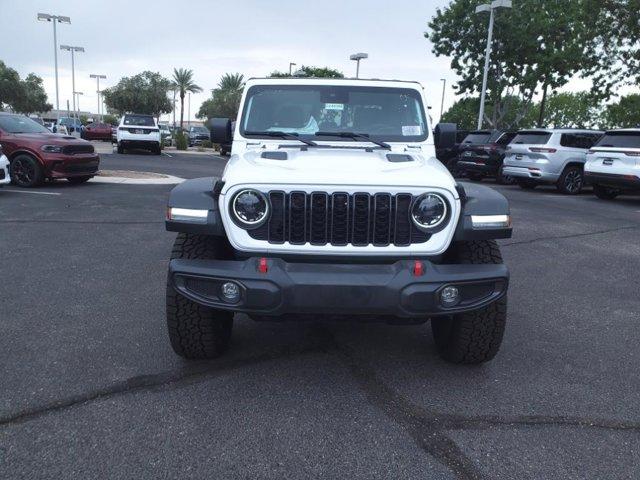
163, 152, 172, 157
2, 189, 61, 196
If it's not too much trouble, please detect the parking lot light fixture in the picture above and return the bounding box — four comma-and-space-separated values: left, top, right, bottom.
349, 53, 368, 79
37, 13, 71, 122
289, 62, 296, 76
90, 74, 106, 122
60, 45, 85, 125
439, 79, 447, 120
475, 0, 512, 130
74, 91, 83, 123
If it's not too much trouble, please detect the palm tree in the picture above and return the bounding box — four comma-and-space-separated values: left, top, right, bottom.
172, 68, 202, 129
217, 73, 244, 92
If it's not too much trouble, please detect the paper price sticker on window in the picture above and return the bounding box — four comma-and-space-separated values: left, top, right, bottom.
402, 125, 422, 136
324, 103, 344, 111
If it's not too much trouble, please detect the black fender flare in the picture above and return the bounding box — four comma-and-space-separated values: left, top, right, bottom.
165, 177, 226, 236
453, 182, 512, 241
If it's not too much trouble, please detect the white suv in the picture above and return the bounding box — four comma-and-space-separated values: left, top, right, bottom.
163, 77, 514, 365
585, 129, 640, 200
116, 114, 161, 155
502, 129, 603, 194
0, 148, 9, 187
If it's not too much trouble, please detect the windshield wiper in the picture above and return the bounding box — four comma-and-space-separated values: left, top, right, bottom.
315, 131, 391, 150
244, 130, 317, 146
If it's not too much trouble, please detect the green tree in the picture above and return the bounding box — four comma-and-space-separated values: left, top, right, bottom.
197, 73, 245, 120
539, 92, 602, 129
172, 68, 202, 128
442, 96, 537, 131
12, 74, 52, 114
103, 71, 172, 117
102, 114, 118, 125
426, 0, 600, 129
586, 0, 640, 99
269, 66, 344, 78
0, 61, 21, 109
603, 94, 640, 129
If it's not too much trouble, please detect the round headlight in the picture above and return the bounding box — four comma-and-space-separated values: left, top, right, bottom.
411, 193, 448, 231
231, 189, 269, 227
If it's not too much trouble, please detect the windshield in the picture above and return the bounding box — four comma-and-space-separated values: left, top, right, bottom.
123, 115, 155, 127
191, 127, 208, 133
0, 115, 51, 134
462, 132, 492, 144
240, 84, 428, 142
512, 132, 552, 145
596, 132, 640, 148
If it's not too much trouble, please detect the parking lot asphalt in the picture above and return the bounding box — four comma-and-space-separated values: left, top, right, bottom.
1, 151, 639, 479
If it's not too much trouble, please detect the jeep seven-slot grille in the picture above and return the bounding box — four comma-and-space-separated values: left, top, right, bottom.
248, 191, 430, 247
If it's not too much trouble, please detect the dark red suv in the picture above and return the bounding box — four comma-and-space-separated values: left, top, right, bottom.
0, 112, 100, 187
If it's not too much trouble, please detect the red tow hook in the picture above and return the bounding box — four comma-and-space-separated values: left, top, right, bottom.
258, 257, 268, 273
413, 260, 424, 276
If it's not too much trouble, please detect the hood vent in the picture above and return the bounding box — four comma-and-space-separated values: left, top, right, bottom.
386, 154, 413, 163
261, 151, 288, 160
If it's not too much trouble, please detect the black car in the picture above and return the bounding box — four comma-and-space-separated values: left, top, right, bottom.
455, 130, 517, 183
436, 129, 469, 170
188, 126, 210, 147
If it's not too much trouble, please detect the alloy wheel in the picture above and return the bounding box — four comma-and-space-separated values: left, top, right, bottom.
564, 170, 582, 193
12, 158, 34, 186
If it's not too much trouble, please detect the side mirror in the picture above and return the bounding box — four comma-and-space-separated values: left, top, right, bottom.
208, 118, 232, 144
434, 123, 457, 150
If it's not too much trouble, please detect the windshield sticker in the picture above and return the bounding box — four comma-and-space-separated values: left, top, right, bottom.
324, 103, 344, 111
402, 125, 422, 136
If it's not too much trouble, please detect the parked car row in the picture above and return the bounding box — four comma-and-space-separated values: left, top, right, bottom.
442, 127, 640, 200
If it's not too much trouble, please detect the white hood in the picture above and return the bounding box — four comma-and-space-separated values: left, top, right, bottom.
221, 147, 458, 194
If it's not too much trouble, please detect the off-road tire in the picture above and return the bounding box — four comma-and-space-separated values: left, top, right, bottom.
497, 167, 516, 185
517, 179, 537, 190
593, 184, 619, 200
117, 143, 125, 154
431, 240, 507, 364
10, 154, 45, 188
557, 165, 583, 195
67, 175, 93, 184
166, 233, 234, 359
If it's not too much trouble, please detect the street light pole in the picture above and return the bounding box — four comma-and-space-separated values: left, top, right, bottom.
439, 79, 447, 120
60, 45, 84, 125
74, 91, 83, 120
289, 62, 296, 76
90, 74, 106, 122
349, 53, 368, 79
37, 13, 71, 122
475, 0, 512, 130
188, 92, 191, 129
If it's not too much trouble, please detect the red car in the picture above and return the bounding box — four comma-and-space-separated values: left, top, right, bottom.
82, 122, 112, 141
0, 112, 100, 187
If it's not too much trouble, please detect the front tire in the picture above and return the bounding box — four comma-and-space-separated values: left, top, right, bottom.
10, 154, 44, 188
431, 240, 507, 364
166, 233, 234, 359
117, 143, 125, 154
593, 184, 619, 200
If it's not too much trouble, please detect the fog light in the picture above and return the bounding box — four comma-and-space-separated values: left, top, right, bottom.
220, 282, 240, 303
440, 286, 460, 307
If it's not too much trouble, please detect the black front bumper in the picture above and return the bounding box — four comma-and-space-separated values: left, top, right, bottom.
585, 172, 640, 190
169, 257, 509, 318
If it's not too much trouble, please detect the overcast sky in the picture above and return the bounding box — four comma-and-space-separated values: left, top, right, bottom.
1, 0, 600, 124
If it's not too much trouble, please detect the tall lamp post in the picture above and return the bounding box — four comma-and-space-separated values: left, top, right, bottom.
90, 74, 106, 122
475, 0, 512, 130
439, 78, 447, 120
349, 53, 368, 79
37, 13, 71, 122
289, 62, 297, 76
60, 45, 84, 126
74, 91, 83, 121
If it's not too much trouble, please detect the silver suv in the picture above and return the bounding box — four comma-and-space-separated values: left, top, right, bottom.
502, 129, 603, 194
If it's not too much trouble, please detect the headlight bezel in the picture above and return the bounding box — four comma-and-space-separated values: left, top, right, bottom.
40, 144, 64, 153
230, 188, 270, 229
410, 192, 450, 233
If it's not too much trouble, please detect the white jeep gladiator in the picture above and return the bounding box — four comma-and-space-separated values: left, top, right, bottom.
165, 78, 512, 364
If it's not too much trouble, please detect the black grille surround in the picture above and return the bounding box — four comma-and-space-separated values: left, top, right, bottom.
245, 191, 435, 247
62, 144, 95, 155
